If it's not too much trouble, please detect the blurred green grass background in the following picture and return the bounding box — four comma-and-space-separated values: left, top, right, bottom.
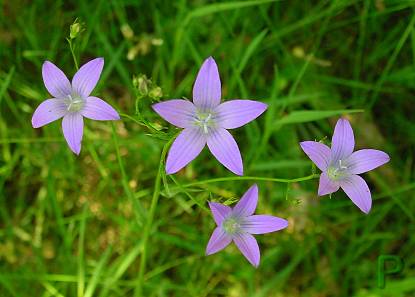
1, 0, 415, 296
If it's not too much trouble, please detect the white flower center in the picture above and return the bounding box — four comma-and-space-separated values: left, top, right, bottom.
64, 94, 85, 112
222, 216, 241, 235
194, 111, 215, 134
327, 159, 349, 181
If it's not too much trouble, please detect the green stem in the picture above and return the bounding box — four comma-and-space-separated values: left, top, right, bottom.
135, 138, 173, 296
119, 113, 161, 134
111, 123, 145, 224
68, 39, 79, 70
180, 174, 319, 188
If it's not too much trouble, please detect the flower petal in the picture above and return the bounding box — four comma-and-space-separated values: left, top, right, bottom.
192, 57, 221, 110
205, 227, 232, 256
340, 175, 372, 214
81, 96, 120, 121
42, 61, 72, 98
233, 184, 258, 217
72, 58, 104, 98
346, 149, 390, 175
62, 113, 84, 155
300, 141, 331, 171
208, 202, 232, 226
241, 215, 288, 234
207, 128, 243, 175
32, 99, 67, 128
318, 172, 340, 196
215, 100, 268, 129
331, 118, 355, 161
233, 233, 260, 267
165, 128, 206, 174
152, 99, 197, 128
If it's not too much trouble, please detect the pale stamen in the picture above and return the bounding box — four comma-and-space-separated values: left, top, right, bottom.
328, 159, 349, 180
65, 94, 84, 112
222, 217, 241, 235
194, 112, 214, 134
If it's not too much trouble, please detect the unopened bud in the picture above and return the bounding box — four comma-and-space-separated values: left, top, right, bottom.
133, 75, 149, 96
70, 21, 82, 39
149, 86, 162, 99
121, 24, 134, 40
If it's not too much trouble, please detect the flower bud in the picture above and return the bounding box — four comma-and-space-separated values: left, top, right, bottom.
133, 74, 149, 96
70, 21, 82, 39
149, 86, 162, 100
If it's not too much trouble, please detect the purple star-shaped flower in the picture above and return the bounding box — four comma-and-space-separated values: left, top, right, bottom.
32, 58, 120, 154
206, 184, 288, 267
300, 118, 390, 214
152, 57, 267, 175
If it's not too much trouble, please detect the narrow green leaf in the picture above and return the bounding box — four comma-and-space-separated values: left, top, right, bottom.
276, 109, 364, 125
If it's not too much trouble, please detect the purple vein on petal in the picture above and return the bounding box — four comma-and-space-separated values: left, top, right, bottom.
72, 58, 104, 98
165, 128, 206, 174
215, 100, 268, 129
152, 99, 197, 128
81, 97, 120, 121
62, 113, 84, 155
32, 99, 68, 128
206, 128, 243, 175
300, 141, 331, 171
331, 118, 355, 161
42, 61, 72, 98
206, 227, 232, 255
233, 233, 260, 267
340, 175, 372, 214
192, 57, 221, 110
346, 149, 390, 175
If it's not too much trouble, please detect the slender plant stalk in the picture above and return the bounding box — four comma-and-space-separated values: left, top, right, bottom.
135, 138, 173, 296
181, 173, 319, 188
68, 39, 79, 70
111, 123, 145, 224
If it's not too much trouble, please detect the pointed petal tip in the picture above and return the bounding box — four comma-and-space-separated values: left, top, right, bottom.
340, 175, 372, 215
68, 144, 81, 155
281, 218, 289, 229
359, 202, 371, 214
193, 56, 221, 109
90, 57, 104, 64
363, 207, 371, 214
234, 168, 244, 176
338, 117, 350, 124
258, 101, 268, 109
202, 56, 217, 67
215, 100, 268, 129
207, 129, 243, 175
31, 115, 39, 128
165, 166, 177, 175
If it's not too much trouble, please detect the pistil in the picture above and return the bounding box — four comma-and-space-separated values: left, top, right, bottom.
222, 217, 241, 235
65, 94, 85, 112
327, 159, 349, 181
194, 111, 215, 134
